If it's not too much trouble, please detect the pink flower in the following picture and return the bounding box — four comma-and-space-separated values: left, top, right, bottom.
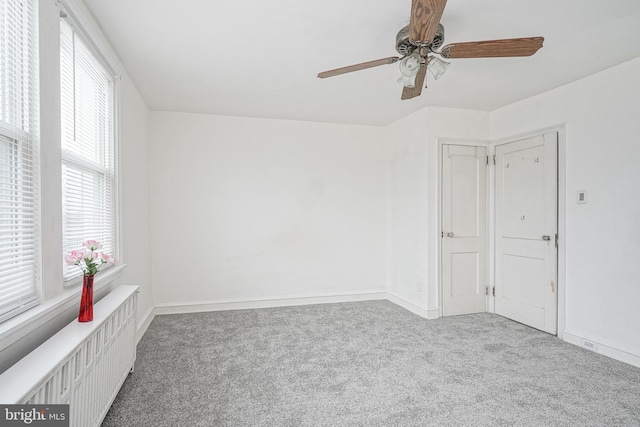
82, 240, 103, 250
64, 254, 80, 265
64, 250, 84, 266
100, 252, 115, 265
70, 250, 84, 258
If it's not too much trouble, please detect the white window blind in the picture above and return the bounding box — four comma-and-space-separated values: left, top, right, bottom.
60, 16, 116, 282
0, 0, 40, 322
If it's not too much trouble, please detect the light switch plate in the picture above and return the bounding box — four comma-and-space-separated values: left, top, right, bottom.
577, 190, 588, 204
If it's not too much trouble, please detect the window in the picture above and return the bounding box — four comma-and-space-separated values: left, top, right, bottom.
0, 0, 40, 322
0, 2, 121, 332
60, 16, 116, 283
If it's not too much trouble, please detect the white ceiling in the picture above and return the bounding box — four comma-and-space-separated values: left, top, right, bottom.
83, 0, 640, 126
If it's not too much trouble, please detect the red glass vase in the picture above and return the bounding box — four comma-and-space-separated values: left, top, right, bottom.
78, 274, 94, 322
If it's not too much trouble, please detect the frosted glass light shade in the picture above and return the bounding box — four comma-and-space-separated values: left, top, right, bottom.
397, 74, 417, 88
427, 56, 451, 80
397, 53, 421, 87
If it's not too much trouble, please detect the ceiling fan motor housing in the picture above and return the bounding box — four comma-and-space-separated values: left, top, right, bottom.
396, 23, 445, 55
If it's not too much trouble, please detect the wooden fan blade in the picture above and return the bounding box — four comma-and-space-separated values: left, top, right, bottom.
440, 37, 544, 59
317, 57, 400, 78
401, 63, 427, 100
410, 0, 447, 44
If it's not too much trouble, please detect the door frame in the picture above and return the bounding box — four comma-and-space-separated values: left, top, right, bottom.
437, 138, 490, 318
436, 126, 566, 338
489, 124, 566, 337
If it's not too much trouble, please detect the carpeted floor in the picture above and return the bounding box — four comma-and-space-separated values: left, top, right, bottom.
102, 300, 640, 426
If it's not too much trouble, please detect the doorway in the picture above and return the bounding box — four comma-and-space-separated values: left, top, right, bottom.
441, 144, 487, 316
440, 132, 559, 335
494, 132, 558, 334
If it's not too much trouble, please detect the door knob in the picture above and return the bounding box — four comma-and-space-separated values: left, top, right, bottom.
542, 235, 551, 241
446, 232, 455, 238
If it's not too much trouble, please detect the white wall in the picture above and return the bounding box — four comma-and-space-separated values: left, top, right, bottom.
149, 112, 388, 309
117, 73, 153, 333
386, 108, 431, 313
491, 57, 640, 362
386, 107, 489, 316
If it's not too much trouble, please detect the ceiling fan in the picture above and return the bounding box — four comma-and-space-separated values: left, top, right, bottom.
317, 0, 544, 100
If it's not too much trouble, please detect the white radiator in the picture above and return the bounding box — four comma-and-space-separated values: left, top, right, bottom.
0, 285, 138, 427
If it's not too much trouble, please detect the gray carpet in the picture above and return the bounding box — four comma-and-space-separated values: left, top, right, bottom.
102, 300, 640, 426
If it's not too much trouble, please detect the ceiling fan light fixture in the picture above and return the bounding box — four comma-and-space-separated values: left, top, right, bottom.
427, 56, 451, 80
397, 53, 422, 87
397, 74, 417, 88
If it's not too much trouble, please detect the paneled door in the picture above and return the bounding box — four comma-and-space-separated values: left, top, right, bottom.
494, 132, 558, 334
441, 144, 487, 316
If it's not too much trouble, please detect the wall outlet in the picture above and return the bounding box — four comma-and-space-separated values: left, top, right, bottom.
583, 340, 598, 351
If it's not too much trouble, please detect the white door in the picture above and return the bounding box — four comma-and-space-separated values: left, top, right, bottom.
495, 132, 558, 334
441, 144, 487, 316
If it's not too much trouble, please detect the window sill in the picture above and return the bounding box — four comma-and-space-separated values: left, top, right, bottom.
0, 264, 126, 354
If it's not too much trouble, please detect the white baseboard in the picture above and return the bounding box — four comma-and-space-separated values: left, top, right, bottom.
154, 290, 388, 315
136, 306, 155, 344
563, 330, 640, 368
387, 292, 439, 319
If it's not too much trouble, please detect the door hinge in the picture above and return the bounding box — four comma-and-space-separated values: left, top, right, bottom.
555, 233, 558, 248
441, 231, 444, 238
485, 286, 488, 296
492, 155, 496, 165
486, 155, 489, 165
492, 287, 495, 297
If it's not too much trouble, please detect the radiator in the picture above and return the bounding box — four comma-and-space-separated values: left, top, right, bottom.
0, 285, 138, 427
